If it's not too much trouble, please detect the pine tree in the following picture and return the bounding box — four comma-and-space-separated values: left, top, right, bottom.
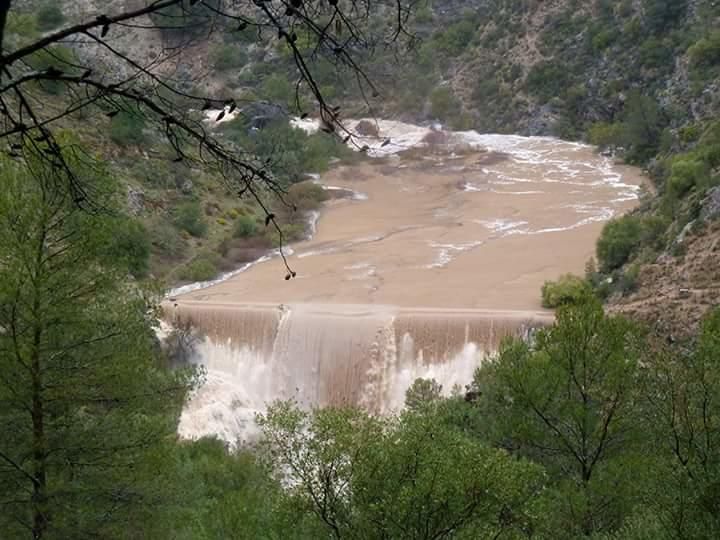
0, 153, 195, 539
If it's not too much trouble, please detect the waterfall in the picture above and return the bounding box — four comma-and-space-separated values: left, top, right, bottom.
167, 302, 551, 445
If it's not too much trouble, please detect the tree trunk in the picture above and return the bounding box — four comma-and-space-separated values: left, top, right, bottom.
30, 218, 48, 540
31, 351, 48, 540
0, 0, 12, 58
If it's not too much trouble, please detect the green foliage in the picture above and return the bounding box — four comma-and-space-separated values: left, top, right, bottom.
173, 200, 208, 237
211, 43, 248, 71
597, 215, 644, 272
588, 121, 624, 148
0, 153, 194, 538
168, 437, 296, 538
404, 378, 442, 412
643, 0, 688, 34
223, 118, 351, 184
36, 1, 65, 31
286, 181, 328, 211
257, 401, 545, 538
638, 309, 720, 538
526, 61, 571, 102
667, 158, 707, 199
260, 73, 295, 107
148, 217, 187, 259
689, 31, 720, 70
25, 45, 75, 95
541, 273, 592, 308
622, 91, 665, 163
473, 298, 644, 537
102, 217, 151, 278
432, 17, 477, 56
429, 86, 462, 123
178, 256, 218, 282
233, 214, 258, 238
109, 111, 147, 146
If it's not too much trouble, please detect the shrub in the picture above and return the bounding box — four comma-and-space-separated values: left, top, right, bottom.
149, 219, 187, 258
103, 218, 150, 278
287, 182, 328, 212
26, 46, 74, 94
618, 264, 640, 295
588, 122, 624, 148
110, 112, 146, 146
541, 274, 592, 309
667, 158, 707, 199
36, 2, 65, 31
596, 215, 644, 272
260, 74, 294, 107
178, 257, 218, 282
212, 44, 248, 71
430, 86, 462, 123
526, 62, 570, 102
174, 201, 208, 237
265, 223, 306, 247
233, 215, 258, 238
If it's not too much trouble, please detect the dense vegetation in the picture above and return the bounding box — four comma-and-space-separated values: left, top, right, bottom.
2, 1, 720, 538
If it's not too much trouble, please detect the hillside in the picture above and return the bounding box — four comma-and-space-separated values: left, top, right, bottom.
14, 0, 720, 336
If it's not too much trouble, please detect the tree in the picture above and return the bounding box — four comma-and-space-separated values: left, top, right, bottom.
596, 215, 644, 272
639, 309, 720, 538
0, 153, 195, 538
404, 377, 442, 411
473, 297, 645, 537
0, 0, 415, 271
622, 91, 665, 163
257, 401, 545, 539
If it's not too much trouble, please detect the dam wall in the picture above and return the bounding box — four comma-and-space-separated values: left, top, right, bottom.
166, 302, 552, 445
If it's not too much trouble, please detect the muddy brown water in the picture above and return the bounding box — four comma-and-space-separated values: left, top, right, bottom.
169, 126, 644, 444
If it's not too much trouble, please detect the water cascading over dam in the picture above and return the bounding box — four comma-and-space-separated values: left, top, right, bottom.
170, 302, 551, 444
168, 119, 644, 445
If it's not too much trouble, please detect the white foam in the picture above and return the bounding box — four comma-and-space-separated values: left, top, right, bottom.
476, 219, 529, 233
427, 240, 485, 268
167, 250, 286, 298
203, 106, 240, 124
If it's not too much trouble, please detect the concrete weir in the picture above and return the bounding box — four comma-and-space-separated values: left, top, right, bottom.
165, 301, 552, 445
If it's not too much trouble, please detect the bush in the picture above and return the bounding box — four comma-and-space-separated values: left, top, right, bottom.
102, 218, 150, 278
149, 219, 187, 258
541, 274, 592, 309
588, 122, 624, 148
26, 46, 75, 94
233, 215, 258, 238
526, 62, 570, 102
287, 182, 328, 211
430, 86, 462, 123
596, 215, 644, 272
110, 112, 146, 146
178, 257, 218, 282
260, 74, 294, 107
36, 2, 65, 31
667, 158, 707, 199
174, 201, 208, 237
618, 264, 640, 295
212, 44, 248, 71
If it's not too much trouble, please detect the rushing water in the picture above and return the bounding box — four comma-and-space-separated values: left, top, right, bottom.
168, 119, 644, 445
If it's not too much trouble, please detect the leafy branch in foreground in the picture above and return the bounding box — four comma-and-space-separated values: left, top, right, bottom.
0, 0, 418, 275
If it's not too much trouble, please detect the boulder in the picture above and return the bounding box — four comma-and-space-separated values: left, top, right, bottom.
242, 102, 287, 130
355, 120, 380, 137
127, 188, 145, 215
179, 178, 194, 194
700, 186, 720, 222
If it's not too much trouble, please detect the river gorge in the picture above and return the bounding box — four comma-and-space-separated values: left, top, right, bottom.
166, 120, 644, 444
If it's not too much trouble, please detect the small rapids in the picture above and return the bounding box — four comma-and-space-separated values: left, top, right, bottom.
167, 118, 645, 445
